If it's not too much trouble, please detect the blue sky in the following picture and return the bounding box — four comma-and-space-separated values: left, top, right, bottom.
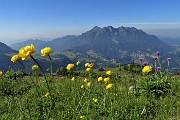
0, 0, 180, 44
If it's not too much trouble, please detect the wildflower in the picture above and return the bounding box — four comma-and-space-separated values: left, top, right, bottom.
76, 61, 80, 65
104, 77, 110, 83
87, 82, 91, 87
166, 58, 172, 61
81, 85, 84, 89
85, 63, 94, 68
66, 64, 74, 70
71, 77, 75, 81
86, 68, 91, 72
45, 92, 50, 97
92, 98, 98, 103
157, 67, 161, 71
84, 78, 88, 83
142, 66, 152, 73
18, 44, 35, 60
143, 62, 147, 66
106, 70, 113, 75
106, 84, 113, 89
41, 47, 51, 56
139, 58, 143, 61
0, 71, 3, 77
32, 65, 39, 70
88, 63, 94, 68
155, 51, 160, 56
154, 56, 158, 60
80, 116, 84, 119
98, 77, 103, 82
85, 63, 90, 67
11, 54, 19, 62
128, 64, 131, 67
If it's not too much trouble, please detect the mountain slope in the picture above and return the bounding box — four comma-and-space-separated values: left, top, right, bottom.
10, 39, 47, 52
66, 26, 171, 60
44, 35, 81, 51
0, 42, 18, 70
7, 26, 179, 71
0, 42, 16, 53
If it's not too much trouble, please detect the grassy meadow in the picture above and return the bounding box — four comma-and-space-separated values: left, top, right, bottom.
0, 45, 180, 120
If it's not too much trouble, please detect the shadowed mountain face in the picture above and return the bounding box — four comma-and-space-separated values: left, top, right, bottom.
5, 26, 180, 71
0, 42, 17, 70
72, 26, 171, 60
0, 42, 17, 53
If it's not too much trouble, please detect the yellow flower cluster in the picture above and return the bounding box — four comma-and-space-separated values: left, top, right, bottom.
0, 71, 3, 77
80, 116, 84, 119
106, 70, 113, 75
45, 92, 50, 97
41, 47, 51, 56
106, 84, 113, 89
142, 66, 152, 73
104, 77, 110, 83
81, 85, 84, 88
92, 98, 98, 103
32, 65, 39, 70
11, 54, 19, 62
85, 63, 93, 72
66, 64, 74, 71
98, 77, 103, 82
71, 77, 75, 81
85, 63, 94, 67
76, 61, 80, 65
87, 82, 91, 87
86, 68, 92, 72
84, 78, 88, 83
18, 44, 36, 60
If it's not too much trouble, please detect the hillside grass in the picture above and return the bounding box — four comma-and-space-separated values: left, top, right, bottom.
0, 65, 180, 120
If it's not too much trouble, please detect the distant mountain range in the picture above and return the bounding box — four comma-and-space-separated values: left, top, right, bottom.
1, 26, 180, 72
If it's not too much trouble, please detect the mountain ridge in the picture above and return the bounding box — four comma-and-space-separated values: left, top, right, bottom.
3, 26, 180, 71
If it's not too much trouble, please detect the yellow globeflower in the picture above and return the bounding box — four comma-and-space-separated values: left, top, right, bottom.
76, 61, 80, 65
106, 70, 113, 75
32, 65, 39, 70
41, 47, 51, 56
84, 78, 88, 83
88, 63, 94, 68
104, 77, 110, 83
66, 64, 74, 71
11, 54, 19, 62
71, 77, 75, 81
85, 63, 90, 67
106, 84, 113, 89
0, 71, 3, 77
45, 92, 50, 97
80, 116, 84, 119
142, 66, 152, 73
18, 44, 36, 60
81, 85, 84, 89
98, 77, 103, 82
87, 82, 91, 87
86, 68, 92, 72
92, 98, 98, 103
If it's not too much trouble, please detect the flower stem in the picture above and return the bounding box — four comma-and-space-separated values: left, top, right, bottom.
48, 54, 53, 75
